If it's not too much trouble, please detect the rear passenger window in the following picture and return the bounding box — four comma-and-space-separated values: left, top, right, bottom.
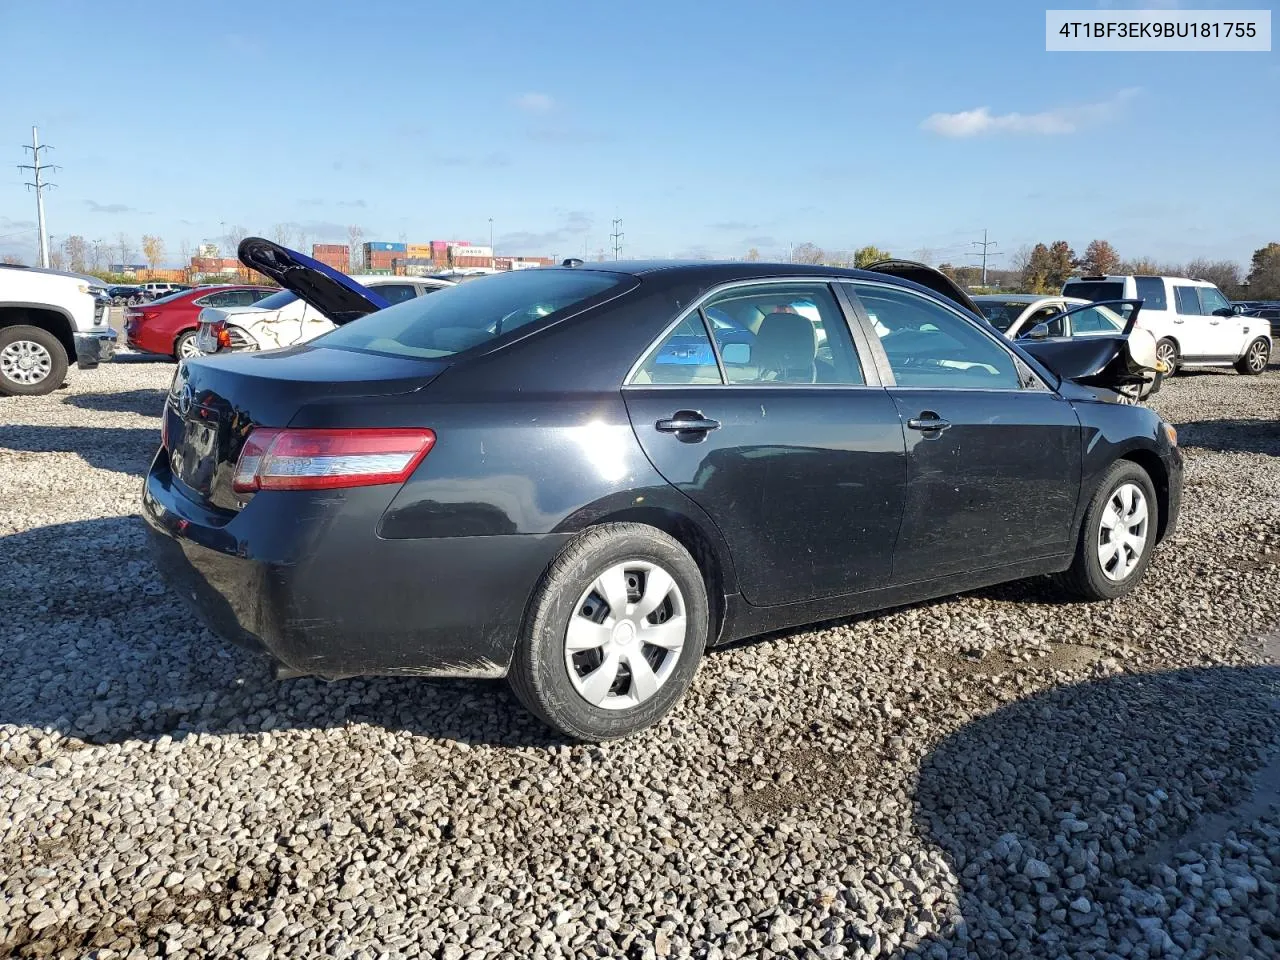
1174, 286, 1203, 315
1134, 276, 1167, 311
632, 315, 723, 385
850, 283, 1022, 390
701, 283, 864, 385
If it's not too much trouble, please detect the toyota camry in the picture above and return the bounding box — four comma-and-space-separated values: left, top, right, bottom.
144, 240, 1182, 740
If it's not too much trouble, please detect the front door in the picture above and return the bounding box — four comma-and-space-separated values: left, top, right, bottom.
844, 281, 1082, 582
623, 281, 907, 606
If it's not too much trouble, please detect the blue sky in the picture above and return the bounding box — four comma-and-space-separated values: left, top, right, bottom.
1, 0, 1276, 267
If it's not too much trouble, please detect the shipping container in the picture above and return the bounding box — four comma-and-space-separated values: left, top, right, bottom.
450, 245, 493, 259
362, 241, 407, 253
406, 243, 433, 258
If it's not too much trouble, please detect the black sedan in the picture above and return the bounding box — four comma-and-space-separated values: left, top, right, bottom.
144, 240, 1182, 740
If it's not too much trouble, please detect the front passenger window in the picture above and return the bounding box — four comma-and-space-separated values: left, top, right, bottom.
850, 283, 1022, 390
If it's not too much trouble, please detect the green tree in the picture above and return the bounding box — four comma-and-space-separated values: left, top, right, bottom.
1246, 242, 1280, 299
1046, 241, 1076, 290
1021, 243, 1052, 293
1080, 239, 1120, 276
852, 245, 891, 268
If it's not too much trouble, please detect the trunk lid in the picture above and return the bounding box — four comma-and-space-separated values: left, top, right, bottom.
861, 259, 985, 317
237, 237, 388, 324
164, 345, 447, 511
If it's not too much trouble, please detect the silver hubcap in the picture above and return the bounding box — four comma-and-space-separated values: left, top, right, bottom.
1248, 341, 1267, 372
1156, 343, 1176, 369
0, 339, 53, 385
565, 560, 686, 711
178, 335, 200, 359
1097, 483, 1149, 582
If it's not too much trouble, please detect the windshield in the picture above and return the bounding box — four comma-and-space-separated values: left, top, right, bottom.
1062, 280, 1124, 303
975, 301, 1030, 333
318, 269, 625, 359
249, 289, 298, 310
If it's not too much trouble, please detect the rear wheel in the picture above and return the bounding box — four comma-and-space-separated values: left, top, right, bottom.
1236, 337, 1269, 375
1155, 338, 1179, 376
0, 325, 68, 397
508, 523, 709, 741
174, 330, 200, 361
1057, 461, 1158, 601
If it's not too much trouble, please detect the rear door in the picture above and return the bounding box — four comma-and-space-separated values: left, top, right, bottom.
843, 281, 1082, 582
1172, 284, 1213, 358
623, 280, 907, 606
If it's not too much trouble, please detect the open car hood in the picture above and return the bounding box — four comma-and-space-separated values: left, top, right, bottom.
238, 238, 389, 325
862, 259, 985, 317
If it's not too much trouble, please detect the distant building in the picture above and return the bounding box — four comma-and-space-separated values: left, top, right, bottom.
108, 263, 148, 276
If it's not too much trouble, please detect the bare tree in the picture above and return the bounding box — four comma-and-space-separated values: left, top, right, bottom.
347, 225, 365, 272
89, 240, 106, 272
178, 239, 191, 280
115, 232, 134, 269
1186, 258, 1243, 295
791, 242, 825, 265
270, 223, 296, 249
2, 254, 25, 265
1009, 244, 1033, 278
142, 235, 165, 273
912, 247, 937, 266
62, 235, 88, 273
49, 248, 66, 270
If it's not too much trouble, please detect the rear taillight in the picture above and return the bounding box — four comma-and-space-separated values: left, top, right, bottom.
232, 428, 435, 493
216, 326, 232, 349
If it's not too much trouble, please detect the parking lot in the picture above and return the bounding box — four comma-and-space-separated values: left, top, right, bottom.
2, 341, 1278, 959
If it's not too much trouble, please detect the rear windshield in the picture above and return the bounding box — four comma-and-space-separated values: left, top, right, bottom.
318, 269, 625, 358
974, 301, 1030, 332
1061, 280, 1124, 303
251, 290, 298, 310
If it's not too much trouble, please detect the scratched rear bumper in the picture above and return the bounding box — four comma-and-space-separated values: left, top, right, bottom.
142, 447, 569, 680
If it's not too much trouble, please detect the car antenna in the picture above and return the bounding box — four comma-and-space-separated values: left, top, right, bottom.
561, 257, 584, 267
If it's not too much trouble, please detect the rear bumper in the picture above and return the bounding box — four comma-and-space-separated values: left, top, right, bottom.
142, 448, 569, 680
75, 326, 118, 369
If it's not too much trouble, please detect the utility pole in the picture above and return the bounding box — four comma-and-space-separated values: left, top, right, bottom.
610, 218, 624, 261
19, 126, 58, 268
969, 228, 1002, 286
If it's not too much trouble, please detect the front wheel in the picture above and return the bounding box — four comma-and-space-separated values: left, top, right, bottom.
1057, 461, 1159, 601
1236, 337, 1270, 375
508, 523, 709, 741
0, 325, 69, 397
1155, 338, 1179, 377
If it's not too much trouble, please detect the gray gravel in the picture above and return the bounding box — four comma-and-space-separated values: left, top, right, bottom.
1, 345, 1278, 959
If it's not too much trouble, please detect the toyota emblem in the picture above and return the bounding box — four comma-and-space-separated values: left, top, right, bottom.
177, 384, 194, 417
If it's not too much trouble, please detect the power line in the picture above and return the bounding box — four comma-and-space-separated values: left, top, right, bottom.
610, 218, 624, 261
18, 126, 58, 268
968, 228, 1003, 285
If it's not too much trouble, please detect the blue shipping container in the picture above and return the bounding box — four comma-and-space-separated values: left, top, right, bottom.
364, 241, 405, 252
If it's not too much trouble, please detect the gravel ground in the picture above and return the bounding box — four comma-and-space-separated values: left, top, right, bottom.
1, 342, 1278, 960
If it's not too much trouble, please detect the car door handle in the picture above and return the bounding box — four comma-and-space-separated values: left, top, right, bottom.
656, 411, 721, 434
907, 415, 951, 433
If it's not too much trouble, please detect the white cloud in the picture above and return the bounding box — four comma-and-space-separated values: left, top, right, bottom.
921, 88, 1140, 138
514, 92, 555, 112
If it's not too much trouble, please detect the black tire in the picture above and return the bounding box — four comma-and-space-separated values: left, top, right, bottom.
508, 523, 709, 741
173, 330, 198, 361
1235, 337, 1270, 375
0, 325, 69, 397
1155, 338, 1179, 377
1057, 460, 1159, 601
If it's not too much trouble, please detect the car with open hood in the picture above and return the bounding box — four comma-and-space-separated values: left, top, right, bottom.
194, 241, 453, 355
144, 248, 1182, 740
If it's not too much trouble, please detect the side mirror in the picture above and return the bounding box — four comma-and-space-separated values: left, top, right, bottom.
1022, 322, 1051, 340
1212, 307, 1234, 318
721, 342, 751, 365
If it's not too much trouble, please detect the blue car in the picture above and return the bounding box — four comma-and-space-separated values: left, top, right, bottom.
653, 307, 754, 367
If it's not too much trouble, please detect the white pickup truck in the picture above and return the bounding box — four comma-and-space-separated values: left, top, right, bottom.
0, 264, 118, 395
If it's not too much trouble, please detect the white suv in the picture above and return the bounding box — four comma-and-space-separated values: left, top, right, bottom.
194, 275, 453, 355
1062, 275, 1271, 376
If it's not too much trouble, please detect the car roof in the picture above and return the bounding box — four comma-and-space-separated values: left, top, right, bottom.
972, 294, 1052, 304
541, 260, 921, 283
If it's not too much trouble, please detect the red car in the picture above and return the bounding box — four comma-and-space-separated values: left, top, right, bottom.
124, 285, 276, 360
